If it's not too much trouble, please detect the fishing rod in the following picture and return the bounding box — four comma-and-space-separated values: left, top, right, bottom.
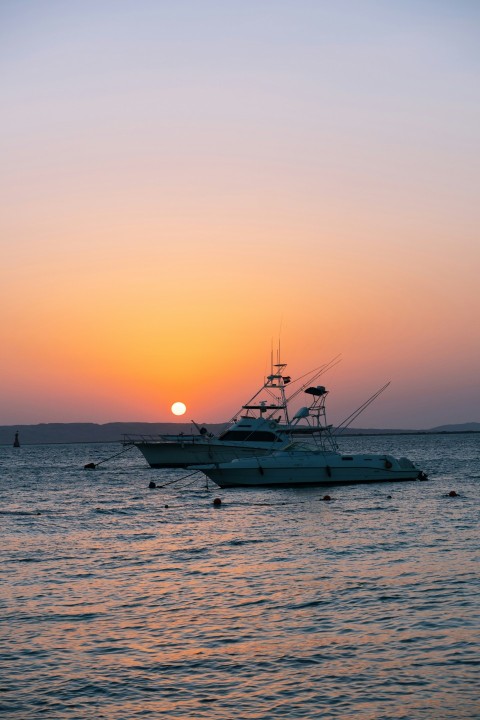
333, 382, 391, 436
284, 355, 342, 404
258, 356, 342, 411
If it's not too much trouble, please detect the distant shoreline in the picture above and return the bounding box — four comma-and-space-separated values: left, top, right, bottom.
344, 430, 480, 437
1, 422, 479, 446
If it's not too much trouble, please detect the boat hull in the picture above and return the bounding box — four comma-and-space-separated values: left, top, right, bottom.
195, 452, 422, 488
134, 440, 284, 468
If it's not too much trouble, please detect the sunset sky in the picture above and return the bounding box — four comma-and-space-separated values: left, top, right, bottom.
2, 0, 479, 428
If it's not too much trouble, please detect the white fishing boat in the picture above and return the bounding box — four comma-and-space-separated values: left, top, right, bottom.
193, 444, 423, 488
124, 357, 339, 468
193, 384, 426, 487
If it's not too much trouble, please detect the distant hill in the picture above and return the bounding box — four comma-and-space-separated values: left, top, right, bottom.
428, 422, 480, 433
0, 420, 479, 445
337, 422, 480, 436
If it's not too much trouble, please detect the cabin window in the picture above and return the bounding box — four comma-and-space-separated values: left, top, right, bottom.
341, 456, 353, 461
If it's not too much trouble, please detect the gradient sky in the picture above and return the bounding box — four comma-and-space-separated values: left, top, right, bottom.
1, 0, 479, 428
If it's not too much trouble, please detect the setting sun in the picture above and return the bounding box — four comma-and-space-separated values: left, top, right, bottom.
171, 402, 187, 416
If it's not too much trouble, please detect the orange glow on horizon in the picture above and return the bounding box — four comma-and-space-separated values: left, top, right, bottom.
2, 3, 479, 427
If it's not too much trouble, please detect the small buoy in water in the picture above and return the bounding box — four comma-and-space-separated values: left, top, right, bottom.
84, 462, 96, 470
148, 481, 156, 489
322, 495, 331, 502
164, 504, 169, 508
448, 490, 458, 497
213, 498, 222, 506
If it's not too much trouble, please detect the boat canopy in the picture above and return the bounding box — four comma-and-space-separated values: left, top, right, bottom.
304, 386, 327, 396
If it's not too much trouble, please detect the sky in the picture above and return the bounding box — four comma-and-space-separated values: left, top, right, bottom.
1, 0, 479, 428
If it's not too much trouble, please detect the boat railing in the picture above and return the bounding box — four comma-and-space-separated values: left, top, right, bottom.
122, 433, 211, 446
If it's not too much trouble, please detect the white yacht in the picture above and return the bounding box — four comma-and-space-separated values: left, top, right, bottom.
124, 359, 338, 468
193, 445, 423, 488
193, 385, 426, 487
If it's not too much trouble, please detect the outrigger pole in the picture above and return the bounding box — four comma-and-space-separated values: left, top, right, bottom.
334, 382, 391, 436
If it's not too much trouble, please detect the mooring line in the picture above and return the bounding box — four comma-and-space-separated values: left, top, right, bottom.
84, 444, 136, 469
155, 469, 202, 487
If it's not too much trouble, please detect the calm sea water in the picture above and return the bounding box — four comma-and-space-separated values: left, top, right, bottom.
1, 434, 478, 719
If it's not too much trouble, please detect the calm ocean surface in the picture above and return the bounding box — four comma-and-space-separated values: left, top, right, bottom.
1, 434, 479, 719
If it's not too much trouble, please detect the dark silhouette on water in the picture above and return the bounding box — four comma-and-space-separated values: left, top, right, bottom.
13, 431, 20, 448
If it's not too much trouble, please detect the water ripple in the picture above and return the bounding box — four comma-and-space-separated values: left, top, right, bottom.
1, 435, 479, 718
